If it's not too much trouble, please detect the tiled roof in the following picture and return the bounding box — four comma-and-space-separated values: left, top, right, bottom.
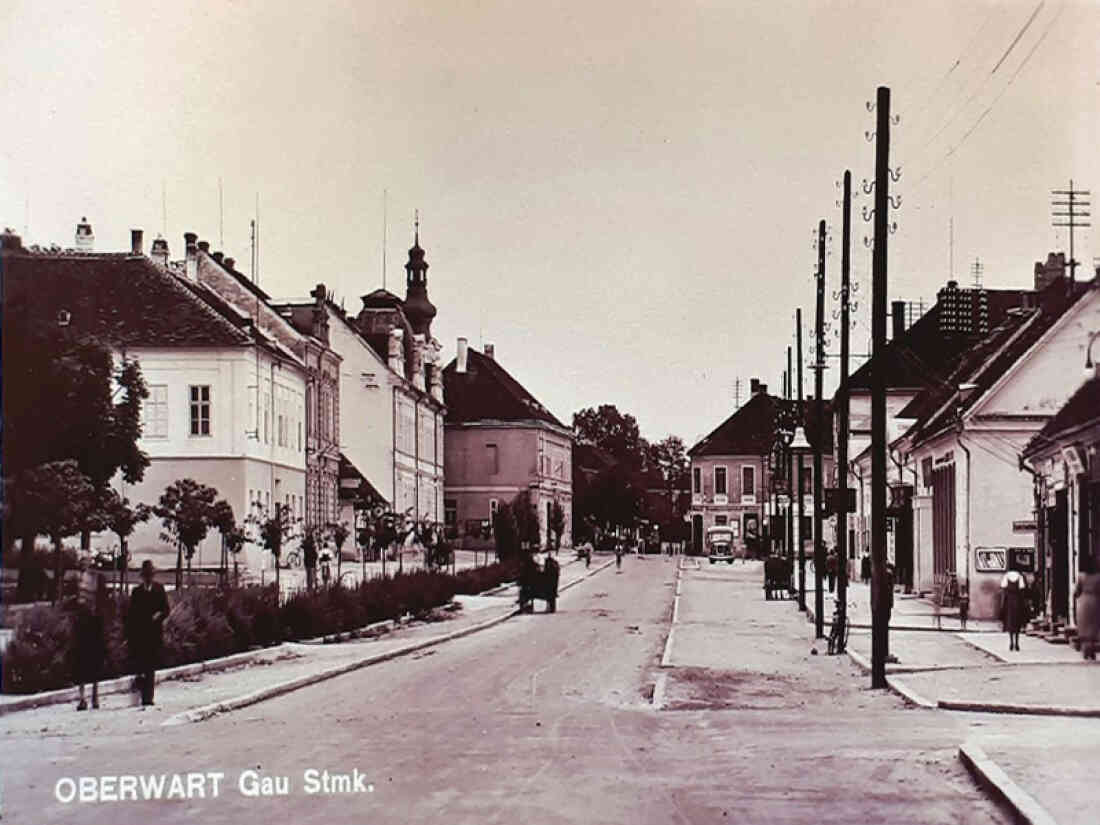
689, 393, 833, 457
844, 288, 1033, 395
442, 349, 565, 428
1, 250, 254, 348
905, 277, 1093, 448
1024, 376, 1100, 457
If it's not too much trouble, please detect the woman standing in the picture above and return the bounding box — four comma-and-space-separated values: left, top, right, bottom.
1075, 559, 1100, 661
1000, 566, 1027, 652
72, 561, 108, 710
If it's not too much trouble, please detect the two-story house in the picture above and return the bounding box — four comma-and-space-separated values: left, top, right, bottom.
1, 226, 309, 574
443, 340, 572, 550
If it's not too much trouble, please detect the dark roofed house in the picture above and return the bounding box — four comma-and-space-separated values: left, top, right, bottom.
686, 379, 833, 558
892, 268, 1100, 622
1, 225, 310, 577
443, 340, 572, 552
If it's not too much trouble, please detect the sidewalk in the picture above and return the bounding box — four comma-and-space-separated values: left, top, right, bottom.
0, 556, 608, 734
807, 579, 1001, 632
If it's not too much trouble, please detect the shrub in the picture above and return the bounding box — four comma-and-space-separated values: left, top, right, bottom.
160, 589, 234, 668
0, 604, 74, 694
453, 561, 518, 595
225, 585, 280, 650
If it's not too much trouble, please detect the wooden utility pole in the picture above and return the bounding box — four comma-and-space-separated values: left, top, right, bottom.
796, 309, 806, 612
870, 86, 891, 689
813, 219, 826, 639
787, 345, 794, 561
837, 170, 852, 648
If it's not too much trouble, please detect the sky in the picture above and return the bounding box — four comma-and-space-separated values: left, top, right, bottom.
2, 0, 1097, 448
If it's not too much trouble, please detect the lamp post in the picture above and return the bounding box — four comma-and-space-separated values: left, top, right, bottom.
789, 423, 812, 611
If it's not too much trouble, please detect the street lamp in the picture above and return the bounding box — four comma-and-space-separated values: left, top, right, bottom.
789, 423, 812, 611
1084, 330, 1100, 377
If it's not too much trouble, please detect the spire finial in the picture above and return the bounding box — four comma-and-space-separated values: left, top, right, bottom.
414, 209, 420, 245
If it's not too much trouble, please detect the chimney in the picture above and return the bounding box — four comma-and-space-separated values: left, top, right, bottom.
211, 251, 224, 263
130, 229, 143, 256
75, 217, 94, 251
184, 232, 198, 281
891, 300, 906, 341
223, 256, 235, 271
456, 337, 468, 373
150, 235, 169, 267
197, 240, 210, 254
1034, 252, 1065, 292
750, 378, 760, 396
429, 363, 443, 402
388, 327, 405, 375
484, 343, 495, 360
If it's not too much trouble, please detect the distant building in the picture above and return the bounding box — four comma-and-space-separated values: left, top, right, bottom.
443, 340, 572, 550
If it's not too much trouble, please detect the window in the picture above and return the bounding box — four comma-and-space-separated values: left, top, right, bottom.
189, 385, 211, 436
715, 467, 728, 496
693, 467, 702, 494
444, 499, 457, 528
489, 499, 499, 519
487, 444, 499, 475
298, 421, 303, 452
741, 466, 756, 501
715, 515, 728, 526
143, 384, 169, 437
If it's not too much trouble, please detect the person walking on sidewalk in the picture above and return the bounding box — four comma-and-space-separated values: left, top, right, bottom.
860, 550, 871, 584
71, 560, 108, 711
826, 549, 838, 594
127, 561, 170, 706
1000, 566, 1026, 652
615, 542, 623, 572
1074, 560, 1100, 661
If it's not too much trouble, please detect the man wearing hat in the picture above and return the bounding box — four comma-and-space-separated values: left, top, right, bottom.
127, 561, 170, 706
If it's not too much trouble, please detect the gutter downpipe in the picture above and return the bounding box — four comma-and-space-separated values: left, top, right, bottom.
1019, 454, 1046, 619
956, 420, 972, 599
889, 445, 912, 593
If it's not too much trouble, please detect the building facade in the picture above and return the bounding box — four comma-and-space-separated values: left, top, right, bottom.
443, 341, 572, 550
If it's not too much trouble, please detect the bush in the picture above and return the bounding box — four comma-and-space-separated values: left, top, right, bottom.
225, 585, 281, 650
453, 561, 518, 595
1, 604, 74, 694
160, 589, 235, 668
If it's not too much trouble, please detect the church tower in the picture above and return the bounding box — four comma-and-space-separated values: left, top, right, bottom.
403, 211, 437, 338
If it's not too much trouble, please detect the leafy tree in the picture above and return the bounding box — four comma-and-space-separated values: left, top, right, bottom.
572, 405, 645, 470
100, 490, 151, 592
2, 316, 149, 588
18, 461, 98, 602
492, 502, 520, 562
511, 491, 541, 550
155, 479, 231, 590
247, 504, 299, 592
548, 500, 566, 552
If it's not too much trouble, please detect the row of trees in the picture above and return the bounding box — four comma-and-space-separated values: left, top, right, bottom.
571, 404, 690, 544
491, 491, 566, 560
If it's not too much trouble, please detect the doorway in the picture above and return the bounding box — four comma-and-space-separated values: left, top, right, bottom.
1050, 490, 1069, 621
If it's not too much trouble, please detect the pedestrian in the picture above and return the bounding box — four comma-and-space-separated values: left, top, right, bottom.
615, 542, 623, 572
860, 549, 872, 584
1074, 559, 1100, 661
1000, 565, 1026, 652
127, 560, 170, 707
958, 581, 969, 632
71, 559, 108, 711
826, 549, 838, 594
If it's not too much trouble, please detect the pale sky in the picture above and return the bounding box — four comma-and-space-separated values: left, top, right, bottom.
2, 0, 1097, 447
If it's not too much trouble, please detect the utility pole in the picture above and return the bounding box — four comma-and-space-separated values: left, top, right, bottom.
870, 86, 892, 689
787, 345, 794, 561
796, 308, 806, 612
813, 219, 827, 639
837, 170, 852, 647
1052, 180, 1091, 286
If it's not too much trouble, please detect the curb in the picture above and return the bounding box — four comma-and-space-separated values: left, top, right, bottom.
660, 564, 684, 668
163, 558, 614, 726
959, 742, 1059, 825
651, 672, 667, 710
940, 699, 1100, 718
844, 648, 936, 708
0, 647, 272, 716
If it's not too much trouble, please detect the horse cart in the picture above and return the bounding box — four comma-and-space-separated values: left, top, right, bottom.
519, 556, 560, 613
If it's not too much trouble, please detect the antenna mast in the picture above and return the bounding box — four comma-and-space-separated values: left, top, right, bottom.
1052, 179, 1091, 285
382, 188, 388, 290
218, 177, 224, 248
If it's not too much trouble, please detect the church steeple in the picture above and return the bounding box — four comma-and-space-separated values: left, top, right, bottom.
403, 210, 437, 337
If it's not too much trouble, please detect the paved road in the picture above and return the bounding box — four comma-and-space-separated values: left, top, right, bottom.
4, 556, 1013, 824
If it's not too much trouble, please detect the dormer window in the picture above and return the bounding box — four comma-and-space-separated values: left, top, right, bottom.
57, 309, 71, 327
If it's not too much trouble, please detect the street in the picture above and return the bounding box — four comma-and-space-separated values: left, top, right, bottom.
4, 557, 1020, 825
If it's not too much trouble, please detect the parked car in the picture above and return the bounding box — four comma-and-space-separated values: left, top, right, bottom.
706, 526, 736, 564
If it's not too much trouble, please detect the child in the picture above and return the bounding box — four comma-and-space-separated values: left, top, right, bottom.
958, 582, 969, 632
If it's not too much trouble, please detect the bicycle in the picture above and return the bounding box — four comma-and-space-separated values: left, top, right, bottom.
827, 599, 855, 655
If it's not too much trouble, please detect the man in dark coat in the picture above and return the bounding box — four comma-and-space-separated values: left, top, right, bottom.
127, 560, 170, 706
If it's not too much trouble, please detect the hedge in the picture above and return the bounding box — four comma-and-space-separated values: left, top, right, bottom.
1, 562, 520, 695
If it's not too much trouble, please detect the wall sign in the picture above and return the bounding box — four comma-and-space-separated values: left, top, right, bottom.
975, 547, 1007, 572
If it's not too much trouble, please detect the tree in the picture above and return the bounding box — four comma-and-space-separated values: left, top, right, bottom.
646, 435, 691, 538
328, 521, 350, 583
511, 491, 541, 551
573, 405, 645, 470
2, 316, 149, 588
100, 490, 151, 593
548, 500, 566, 553
155, 479, 231, 590
248, 504, 299, 593
18, 461, 98, 602
492, 502, 520, 562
